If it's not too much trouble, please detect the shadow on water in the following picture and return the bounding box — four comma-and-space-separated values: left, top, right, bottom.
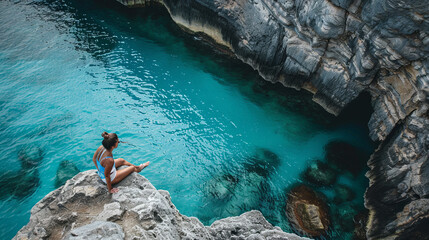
27, 0, 366, 135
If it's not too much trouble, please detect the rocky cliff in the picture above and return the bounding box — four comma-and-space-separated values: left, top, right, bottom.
113, 0, 429, 239
14, 170, 308, 240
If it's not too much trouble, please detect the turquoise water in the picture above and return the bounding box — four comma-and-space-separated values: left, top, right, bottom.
0, 0, 374, 239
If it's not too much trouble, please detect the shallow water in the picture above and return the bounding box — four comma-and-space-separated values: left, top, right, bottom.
0, 1, 374, 239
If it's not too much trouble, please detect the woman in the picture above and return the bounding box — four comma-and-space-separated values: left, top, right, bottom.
93, 132, 150, 193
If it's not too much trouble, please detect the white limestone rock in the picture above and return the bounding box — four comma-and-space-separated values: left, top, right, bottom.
96, 202, 124, 222
14, 171, 308, 240
64, 221, 124, 240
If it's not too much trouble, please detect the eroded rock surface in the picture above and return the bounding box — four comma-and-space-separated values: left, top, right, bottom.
14, 170, 309, 240
365, 110, 429, 239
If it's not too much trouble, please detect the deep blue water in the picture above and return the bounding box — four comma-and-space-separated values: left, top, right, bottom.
0, 1, 374, 239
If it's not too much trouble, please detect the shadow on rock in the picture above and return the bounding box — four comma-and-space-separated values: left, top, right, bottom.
301, 160, 338, 187
55, 160, 80, 188
285, 185, 331, 238
353, 209, 369, 240
324, 140, 368, 175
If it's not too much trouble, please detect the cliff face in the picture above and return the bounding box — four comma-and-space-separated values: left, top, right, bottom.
115, 0, 429, 239
14, 170, 308, 240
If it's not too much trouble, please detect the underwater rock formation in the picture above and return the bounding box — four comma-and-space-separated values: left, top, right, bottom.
18, 145, 44, 169
55, 160, 80, 188
0, 145, 43, 200
14, 170, 309, 240
0, 169, 39, 200
202, 148, 278, 220
244, 148, 281, 177
220, 171, 269, 217
332, 203, 358, 233
333, 184, 355, 204
302, 160, 338, 186
286, 185, 331, 238
203, 173, 237, 201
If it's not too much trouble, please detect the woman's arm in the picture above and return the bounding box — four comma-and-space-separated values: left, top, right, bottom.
103, 159, 118, 193
92, 147, 99, 170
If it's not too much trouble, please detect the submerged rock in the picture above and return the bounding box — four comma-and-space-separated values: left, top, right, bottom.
222, 171, 269, 217
302, 160, 337, 186
55, 160, 80, 188
333, 184, 355, 203
18, 145, 43, 169
0, 169, 39, 200
201, 170, 270, 220
325, 141, 367, 175
244, 148, 281, 178
333, 203, 358, 233
286, 185, 331, 238
14, 170, 308, 240
202, 148, 277, 218
203, 173, 237, 201
0, 146, 43, 200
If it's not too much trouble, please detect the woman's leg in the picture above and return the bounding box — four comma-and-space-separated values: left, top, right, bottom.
111, 161, 151, 184
111, 166, 136, 184
114, 158, 135, 167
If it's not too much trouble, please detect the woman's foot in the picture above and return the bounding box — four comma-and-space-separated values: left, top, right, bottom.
135, 161, 150, 172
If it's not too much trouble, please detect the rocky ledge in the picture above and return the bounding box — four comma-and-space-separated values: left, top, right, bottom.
113, 0, 429, 239
14, 170, 308, 240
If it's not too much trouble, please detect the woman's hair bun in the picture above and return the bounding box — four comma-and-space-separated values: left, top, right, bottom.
101, 131, 109, 139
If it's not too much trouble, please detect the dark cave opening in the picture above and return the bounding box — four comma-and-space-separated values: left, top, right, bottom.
335, 90, 374, 133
